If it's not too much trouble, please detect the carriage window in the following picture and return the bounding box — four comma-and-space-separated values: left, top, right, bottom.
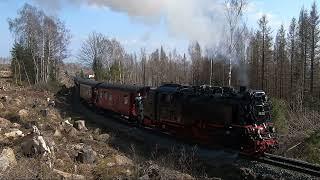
104, 92, 108, 100
124, 96, 129, 104
109, 94, 113, 101
99, 92, 103, 98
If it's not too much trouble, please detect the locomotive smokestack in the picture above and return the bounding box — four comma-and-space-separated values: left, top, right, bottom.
240, 86, 247, 93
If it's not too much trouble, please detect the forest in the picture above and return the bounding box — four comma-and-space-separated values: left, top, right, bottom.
8, 1, 320, 111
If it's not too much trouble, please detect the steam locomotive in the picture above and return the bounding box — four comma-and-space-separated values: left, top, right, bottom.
74, 77, 278, 156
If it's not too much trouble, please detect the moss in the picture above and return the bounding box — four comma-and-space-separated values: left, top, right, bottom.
271, 99, 288, 134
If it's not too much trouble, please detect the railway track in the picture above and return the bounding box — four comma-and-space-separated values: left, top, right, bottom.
258, 153, 320, 177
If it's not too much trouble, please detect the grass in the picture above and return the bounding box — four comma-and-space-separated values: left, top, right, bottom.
304, 131, 320, 164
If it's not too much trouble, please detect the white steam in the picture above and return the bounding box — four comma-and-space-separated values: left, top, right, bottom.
33, 0, 226, 47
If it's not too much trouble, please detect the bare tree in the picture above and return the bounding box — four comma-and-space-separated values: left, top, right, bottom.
79, 32, 108, 81
224, 0, 247, 87
8, 3, 70, 84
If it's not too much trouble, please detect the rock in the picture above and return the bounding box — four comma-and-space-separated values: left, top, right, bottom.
87, 134, 94, 141
64, 117, 72, 122
95, 133, 110, 142
239, 168, 256, 180
12, 98, 21, 106
75, 145, 97, 164
66, 127, 78, 137
73, 143, 85, 151
21, 126, 51, 157
114, 154, 133, 166
54, 128, 62, 137
98, 154, 105, 158
53, 168, 85, 180
11, 123, 21, 129
18, 109, 29, 119
0, 148, 17, 172
74, 120, 88, 131
93, 128, 101, 135
1, 96, 10, 102
139, 174, 150, 180
62, 119, 73, 127
4, 129, 24, 138
0, 117, 12, 128
0, 102, 4, 109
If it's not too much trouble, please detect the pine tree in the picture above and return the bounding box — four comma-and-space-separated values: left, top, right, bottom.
309, 1, 320, 94
274, 25, 288, 98
287, 18, 297, 94
258, 15, 273, 92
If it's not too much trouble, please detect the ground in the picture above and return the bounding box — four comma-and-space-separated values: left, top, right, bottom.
0, 78, 199, 179
0, 75, 318, 179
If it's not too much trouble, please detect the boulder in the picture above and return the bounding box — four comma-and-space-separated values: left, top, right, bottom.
18, 109, 29, 119
75, 145, 97, 164
4, 129, 24, 138
114, 154, 134, 166
0, 102, 4, 109
74, 120, 88, 131
0, 117, 12, 128
53, 168, 85, 180
95, 133, 110, 142
0, 148, 17, 172
21, 126, 52, 157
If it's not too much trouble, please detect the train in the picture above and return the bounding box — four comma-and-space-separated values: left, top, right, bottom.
74, 77, 278, 156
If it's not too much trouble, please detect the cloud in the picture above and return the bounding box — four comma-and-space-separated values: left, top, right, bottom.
246, 1, 289, 31
32, 0, 227, 48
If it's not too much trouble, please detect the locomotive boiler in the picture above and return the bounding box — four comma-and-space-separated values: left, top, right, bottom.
142, 84, 278, 155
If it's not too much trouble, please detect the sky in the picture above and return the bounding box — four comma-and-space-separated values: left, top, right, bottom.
0, 0, 317, 62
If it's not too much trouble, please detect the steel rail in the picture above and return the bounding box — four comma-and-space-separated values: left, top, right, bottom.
258, 153, 320, 177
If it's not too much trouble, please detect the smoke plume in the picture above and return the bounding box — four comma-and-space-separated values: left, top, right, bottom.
33, 0, 226, 47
